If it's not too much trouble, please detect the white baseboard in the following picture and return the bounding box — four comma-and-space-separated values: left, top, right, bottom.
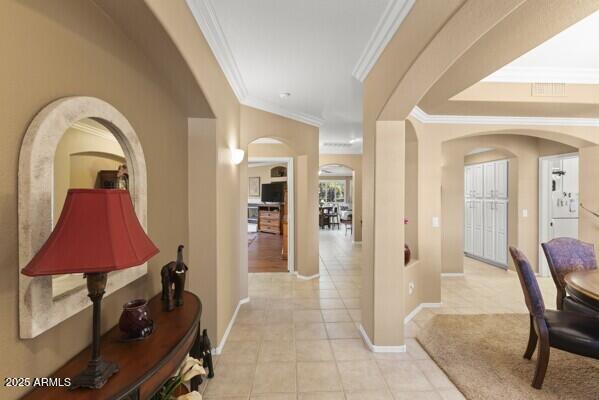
213, 296, 250, 355
403, 302, 442, 324
294, 272, 320, 280
441, 272, 464, 277
358, 324, 406, 353
352, 240, 362, 244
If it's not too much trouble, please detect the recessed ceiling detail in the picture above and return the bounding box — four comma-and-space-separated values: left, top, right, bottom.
483, 10, 599, 84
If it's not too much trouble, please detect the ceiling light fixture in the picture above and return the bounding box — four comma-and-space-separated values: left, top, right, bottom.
279, 92, 291, 99
349, 138, 363, 144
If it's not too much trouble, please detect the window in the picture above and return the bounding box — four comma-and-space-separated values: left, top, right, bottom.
319, 180, 346, 203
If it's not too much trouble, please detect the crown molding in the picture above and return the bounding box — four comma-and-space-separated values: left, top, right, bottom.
71, 121, 118, 142
186, 0, 323, 128
186, 0, 248, 100
352, 0, 415, 82
410, 106, 599, 127
242, 95, 324, 127
483, 66, 599, 85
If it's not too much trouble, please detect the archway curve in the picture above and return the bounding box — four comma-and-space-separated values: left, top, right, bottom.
247, 135, 297, 155
18, 96, 149, 338
442, 128, 595, 150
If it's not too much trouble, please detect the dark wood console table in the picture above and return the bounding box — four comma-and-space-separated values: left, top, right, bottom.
23, 291, 204, 400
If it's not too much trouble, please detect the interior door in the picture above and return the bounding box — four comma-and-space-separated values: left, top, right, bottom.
473, 200, 484, 257
495, 201, 508, 265
483, 201, 496, 260
484, 162, 496, 199
464, 200, 474, 254
495, 160, 508, 199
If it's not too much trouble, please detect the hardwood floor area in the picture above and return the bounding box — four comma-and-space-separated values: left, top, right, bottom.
248, 232, 288, 273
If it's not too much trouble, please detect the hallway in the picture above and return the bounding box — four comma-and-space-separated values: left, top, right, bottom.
202, 229, 464, 400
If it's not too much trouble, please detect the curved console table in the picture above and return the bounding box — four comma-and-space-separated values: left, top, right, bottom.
23, 291, 205, 400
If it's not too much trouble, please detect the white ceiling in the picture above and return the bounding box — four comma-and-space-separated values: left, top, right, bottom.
187, 0, 415, 154
483, 10, 599, 84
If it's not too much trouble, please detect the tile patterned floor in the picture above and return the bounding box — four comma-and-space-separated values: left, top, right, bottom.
201, 230, 556, 399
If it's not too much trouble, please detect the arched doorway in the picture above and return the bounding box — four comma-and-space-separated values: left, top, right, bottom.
245, 137, 295, 273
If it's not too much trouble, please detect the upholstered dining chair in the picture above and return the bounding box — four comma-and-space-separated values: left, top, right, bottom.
509, 247, 599, 389
541, 237, 597, 313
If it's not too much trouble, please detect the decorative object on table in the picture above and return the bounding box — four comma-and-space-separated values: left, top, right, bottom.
151, 355, 207, 400
249, 176, 261, 197
199, 329, 215, 378
117, 164, 129, 190
404, 218, 411, 265
21, 189, 159, 390
270, 165, 287, 177
161, 245, 189, 311
118, 299, 154, 340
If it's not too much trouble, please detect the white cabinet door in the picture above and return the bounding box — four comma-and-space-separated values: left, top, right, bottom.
484, 162, 496, 199
494, 201, 508, 265
483, 201, 496, 260
464, 167, 473, 198
472, 200, 484, 257
495, 160, 508, 199
473, 164, 484, 198
464, 200, 474, 254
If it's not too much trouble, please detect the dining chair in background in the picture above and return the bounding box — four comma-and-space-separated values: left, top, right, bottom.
509, 246, 599, 389
541, 237, 597, 314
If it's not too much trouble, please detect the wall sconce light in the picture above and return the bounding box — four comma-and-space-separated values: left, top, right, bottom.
230, 148, 245, 165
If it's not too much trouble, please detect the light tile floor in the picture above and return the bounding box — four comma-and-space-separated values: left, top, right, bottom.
202, 230, 556, 399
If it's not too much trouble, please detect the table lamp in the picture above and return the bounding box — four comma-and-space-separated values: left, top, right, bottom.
21, 189, 159, 389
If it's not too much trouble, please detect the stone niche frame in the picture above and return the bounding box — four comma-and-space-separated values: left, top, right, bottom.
19, 96, 148, 339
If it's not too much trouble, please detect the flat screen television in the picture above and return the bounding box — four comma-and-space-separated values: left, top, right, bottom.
261, 182, 285, 203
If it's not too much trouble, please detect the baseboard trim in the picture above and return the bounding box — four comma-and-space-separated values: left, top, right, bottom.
441, 272, 464, 277
403, 302, 442, 324
358, 324, 406, 353
295, 272, 320, 280
213, 296, 250, 354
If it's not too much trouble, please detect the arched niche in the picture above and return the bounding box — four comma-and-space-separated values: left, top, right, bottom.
19, 96, 148, 338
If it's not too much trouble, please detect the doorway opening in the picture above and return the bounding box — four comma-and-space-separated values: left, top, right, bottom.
538, 153, 580, 276
318, 164, 355, 238
246, 146, 295, 273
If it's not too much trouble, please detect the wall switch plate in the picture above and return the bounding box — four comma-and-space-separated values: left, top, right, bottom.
522, 209, 528, 218
432, 217, 440, 227
408, 282, 415, 295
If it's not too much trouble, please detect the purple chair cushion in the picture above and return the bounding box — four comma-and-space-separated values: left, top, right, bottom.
510, 247, 545, 318
542, 237, 597, 289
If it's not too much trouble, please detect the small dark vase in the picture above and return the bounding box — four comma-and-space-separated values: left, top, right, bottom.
119, 299, 153, 340
404, 244, 411, 266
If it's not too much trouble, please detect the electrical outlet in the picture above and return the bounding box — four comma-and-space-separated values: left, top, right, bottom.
432, 217, 440, 227
522, 209, 528, 218
408, 282, 415, 295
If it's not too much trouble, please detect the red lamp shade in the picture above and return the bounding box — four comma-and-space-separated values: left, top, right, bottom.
22, 189, 159, 276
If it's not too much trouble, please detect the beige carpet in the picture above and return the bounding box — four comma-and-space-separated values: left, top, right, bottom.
417, 314, 599, 400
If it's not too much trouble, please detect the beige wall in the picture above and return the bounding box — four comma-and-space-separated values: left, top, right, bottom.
319, 154, 362, 241
0, 1, 198, 398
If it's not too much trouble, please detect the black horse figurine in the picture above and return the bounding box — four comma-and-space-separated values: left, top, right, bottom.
160, 245, 188, 311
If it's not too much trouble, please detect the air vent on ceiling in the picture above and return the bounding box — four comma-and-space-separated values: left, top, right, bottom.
531, 82, 566, 97
322, 142, 352, 148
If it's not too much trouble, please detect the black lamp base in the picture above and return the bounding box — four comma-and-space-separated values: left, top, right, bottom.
70, 358, 119, 390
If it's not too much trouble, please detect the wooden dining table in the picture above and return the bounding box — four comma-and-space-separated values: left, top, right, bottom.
564, 269, 599, 311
